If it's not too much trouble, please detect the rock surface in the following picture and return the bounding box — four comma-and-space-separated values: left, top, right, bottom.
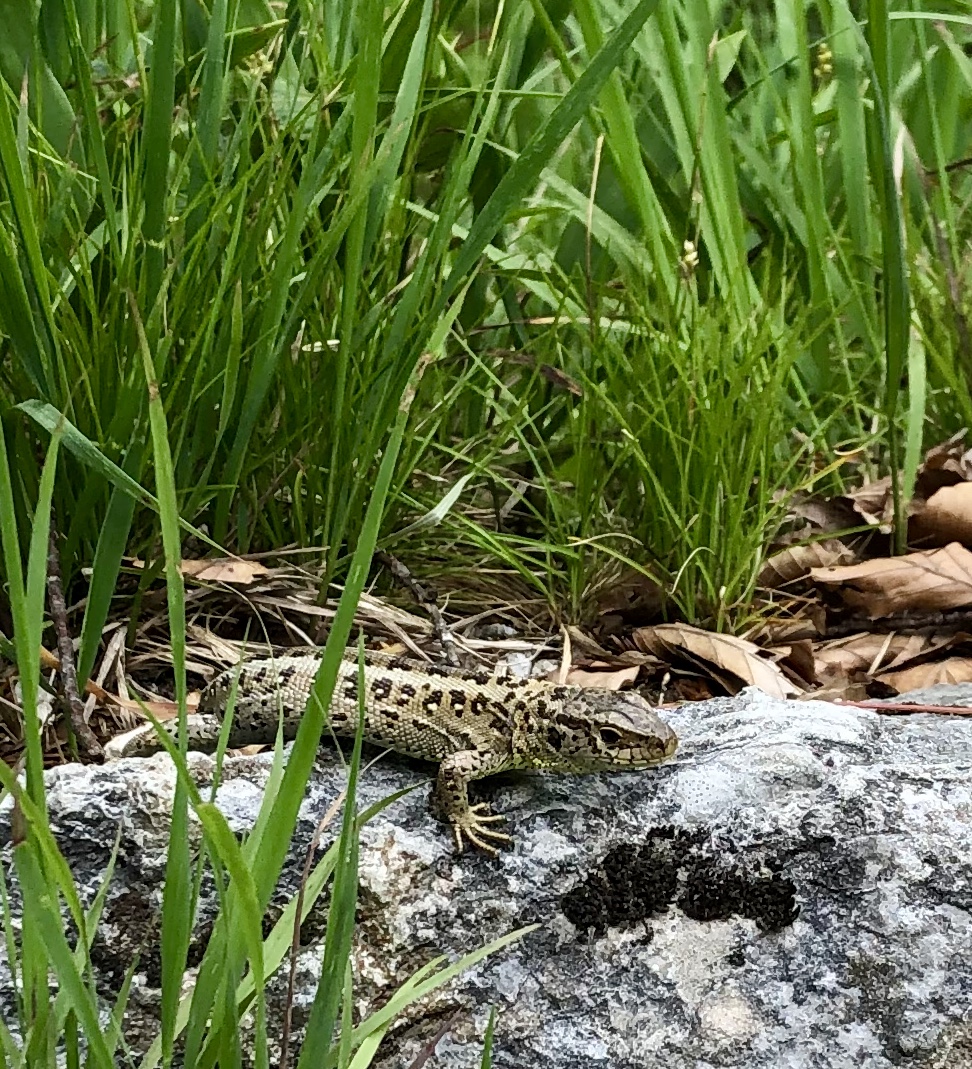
4, 686, 972, 1066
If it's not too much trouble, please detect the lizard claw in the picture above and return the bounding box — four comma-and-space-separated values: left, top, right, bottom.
452, 803, 513, 856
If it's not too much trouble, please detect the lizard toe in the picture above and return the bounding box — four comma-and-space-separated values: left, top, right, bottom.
467, 802, 507, 823
452, 805, 513, 855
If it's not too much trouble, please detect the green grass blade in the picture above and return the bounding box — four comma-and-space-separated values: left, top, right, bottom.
196, 801, 267, 1001
18, 400, 220, 547
131, 298, 193, 1067
331, 925, 537, 1066
480, 1006, 497, 1068
296, 651, 366, 1069
0, 78, 57, 396
12, 842, 113, 1067
140, 0, 178, 309
572, 0, 676, 302
440, 0, 663, 306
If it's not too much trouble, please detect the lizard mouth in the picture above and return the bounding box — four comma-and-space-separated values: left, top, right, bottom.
637, 733, 678, 765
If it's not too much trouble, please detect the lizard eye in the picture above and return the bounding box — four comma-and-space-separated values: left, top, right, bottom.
599, 727, 622, 745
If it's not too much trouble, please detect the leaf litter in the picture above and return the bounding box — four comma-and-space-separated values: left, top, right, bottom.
17, 435, 972, 767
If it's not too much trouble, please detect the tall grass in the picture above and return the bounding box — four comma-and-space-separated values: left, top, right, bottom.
3, 3, 972, 625
389, 2, 972, 627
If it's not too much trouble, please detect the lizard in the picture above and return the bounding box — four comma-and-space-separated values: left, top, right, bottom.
108, 649, 679, 855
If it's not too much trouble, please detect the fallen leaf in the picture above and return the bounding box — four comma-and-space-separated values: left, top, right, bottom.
840, 433, 972, 533
768, 639, 817, 687
556, 665, 642, 690
759, 540, 856, 588
106, 695, 198, 719
564, 627, 612, 659
844, 475, 894, 529
878, 656, 972, 693
810, 542, 972, 618
910, 483, 972, 546
916, 430, 972, 490
632, 623, 800, 699
812, 633, 925, 682
783, 491, 862, 534
182, 558, 270, 584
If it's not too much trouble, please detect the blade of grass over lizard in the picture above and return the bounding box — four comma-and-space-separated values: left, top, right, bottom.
132, 296, 193, 1068
295, 648, 367, 1069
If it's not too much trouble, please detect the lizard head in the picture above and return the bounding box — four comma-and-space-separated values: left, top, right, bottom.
532, 688, 678, 772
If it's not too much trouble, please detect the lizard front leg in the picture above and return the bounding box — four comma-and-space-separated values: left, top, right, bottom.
434, 749, 514, 856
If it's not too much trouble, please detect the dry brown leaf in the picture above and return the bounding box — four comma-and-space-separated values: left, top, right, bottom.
39, 646, 191, 718
768, 639, 817, 687
181, 558, 270, 584
759, 541, 856, 588
614, 650, 664, 670
783, 492, 862, 534
884, 630, 972, 670
910, 483, 972, 546
106, 694, 198, 720
632, 623, 800, 699
564, 627, 612, 659
841, 434, 972, 533
878, 656, 972, 693
844, 475, 894, 529
129, 556, 271, 584
810, 542, 972, 618
556, 664, 642, 690
812, 633, 923, 681
917, 430, 972, 486
813, 630, 969, 682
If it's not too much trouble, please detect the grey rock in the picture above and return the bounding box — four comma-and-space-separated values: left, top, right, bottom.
3, 688, 972, 1067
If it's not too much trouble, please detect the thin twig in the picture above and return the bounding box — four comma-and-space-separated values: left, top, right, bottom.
47, 521, 104, 760
376, 552, 459, 666
832, 698, 972, 716
406, 1010, 463, 1069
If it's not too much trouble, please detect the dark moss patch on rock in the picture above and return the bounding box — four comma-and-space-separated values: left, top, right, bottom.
561, 825, 799, 935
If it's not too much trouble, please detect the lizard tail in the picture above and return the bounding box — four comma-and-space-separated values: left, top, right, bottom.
105, 714, 223, 759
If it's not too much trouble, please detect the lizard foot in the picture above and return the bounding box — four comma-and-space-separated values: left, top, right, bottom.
452, 803, 513, 856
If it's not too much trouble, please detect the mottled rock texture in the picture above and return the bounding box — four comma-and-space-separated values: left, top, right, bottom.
3, 686, 972, 1067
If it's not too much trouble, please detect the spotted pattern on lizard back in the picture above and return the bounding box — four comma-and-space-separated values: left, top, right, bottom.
109, 651, 678, 854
